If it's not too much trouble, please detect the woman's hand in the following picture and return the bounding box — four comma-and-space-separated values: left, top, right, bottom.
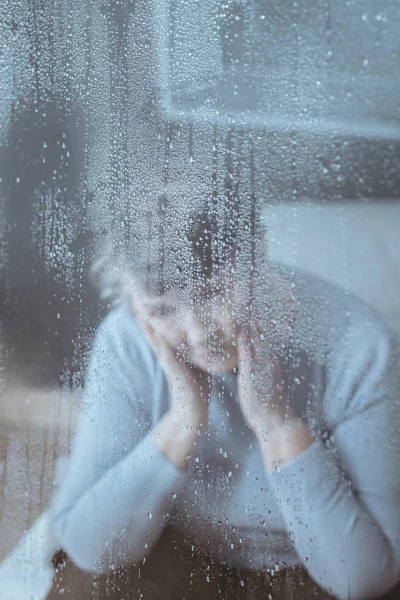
237, 325, 288, 435
237, 326, 314, 471
136, 311, 210, 419
132, 305, 210, 469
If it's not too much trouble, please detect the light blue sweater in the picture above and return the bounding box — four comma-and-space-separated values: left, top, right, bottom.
51, 267, 400, 599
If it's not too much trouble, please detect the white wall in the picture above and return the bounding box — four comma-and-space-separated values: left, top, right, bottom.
263, 201, 400, 336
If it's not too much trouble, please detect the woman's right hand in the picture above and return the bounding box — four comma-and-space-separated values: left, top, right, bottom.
132, 307, 210, 469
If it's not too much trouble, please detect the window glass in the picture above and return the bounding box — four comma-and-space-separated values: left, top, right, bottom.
1, 1, 400, 599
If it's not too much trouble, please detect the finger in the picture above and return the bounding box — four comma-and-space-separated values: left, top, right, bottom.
134, 314, 192, 386
237, 328, 264, 425
237, 326, 253, 366
143, 322, 176, 364
239, 326, 273, 402
237, 327, 254, 391
133, 312, 164, 358
136, 317, 161, 356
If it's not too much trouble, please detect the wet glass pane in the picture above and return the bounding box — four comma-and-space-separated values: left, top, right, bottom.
1, 1, 400, 599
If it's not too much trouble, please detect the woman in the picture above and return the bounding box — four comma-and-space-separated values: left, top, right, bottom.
50, 196, 400, 600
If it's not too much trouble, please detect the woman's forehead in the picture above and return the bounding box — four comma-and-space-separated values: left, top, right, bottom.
145, 287, 192, 305
136, 277, 227, 305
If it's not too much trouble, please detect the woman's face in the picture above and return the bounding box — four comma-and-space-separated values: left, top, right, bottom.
130, 278, 239, 374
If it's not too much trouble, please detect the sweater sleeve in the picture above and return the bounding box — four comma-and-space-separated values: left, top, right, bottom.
51, 310, 186, 574
268, 326, 400, 600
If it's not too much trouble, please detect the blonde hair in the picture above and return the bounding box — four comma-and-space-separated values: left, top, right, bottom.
90, 184, 244, 307
88, 184, 290, 355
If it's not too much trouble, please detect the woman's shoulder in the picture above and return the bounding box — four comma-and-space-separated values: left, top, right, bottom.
93, 304, 151, 363
278, 266, 399, 422
86, 305, 160, 398
98, 303, 140, 336
276, 263, 395, 361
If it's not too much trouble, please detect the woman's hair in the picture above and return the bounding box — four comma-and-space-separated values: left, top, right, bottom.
90, 184, 293, 362
90, 184, 248, 307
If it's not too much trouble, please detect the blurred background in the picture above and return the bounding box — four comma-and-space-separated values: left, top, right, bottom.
0, 0, 400, 595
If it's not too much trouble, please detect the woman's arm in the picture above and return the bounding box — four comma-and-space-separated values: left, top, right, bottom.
238, 324, 400, 599
266, 329, 400, 600
51, 310, 190, 574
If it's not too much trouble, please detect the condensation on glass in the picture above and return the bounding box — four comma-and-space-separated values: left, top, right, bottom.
1, 1, 400, 599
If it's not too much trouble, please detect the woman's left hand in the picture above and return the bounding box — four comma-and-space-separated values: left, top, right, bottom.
237, 325, 315, 471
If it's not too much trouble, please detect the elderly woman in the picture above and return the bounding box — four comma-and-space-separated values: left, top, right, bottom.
50, 195, 400, 600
